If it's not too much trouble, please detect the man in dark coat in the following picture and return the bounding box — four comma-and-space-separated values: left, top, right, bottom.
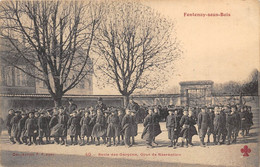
231, 105, 241, 143
106, 109, 120, 147
129, 98, 141, 123
95, 97, 107, 112
141, 108, 154, 148
38, 110, 50, 144
68, 99, 77, 114
197, 106, 210, 147
6, 109, 15, 144
152, 107, 162, 146
207, 107, 215, 143
10, 111, 22, 144
121, 108, 133, 148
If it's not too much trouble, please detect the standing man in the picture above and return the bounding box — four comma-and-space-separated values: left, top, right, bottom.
128, 98, 140, 123
68, 99, 77, 114
197, 106, 210, 147
96, 97, 107, 112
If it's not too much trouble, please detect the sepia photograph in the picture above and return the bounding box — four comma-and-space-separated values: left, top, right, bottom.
0, 0, 259, 166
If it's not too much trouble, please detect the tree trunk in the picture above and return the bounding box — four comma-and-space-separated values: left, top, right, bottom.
53, 96, 62, 108
123, 95, 130, 108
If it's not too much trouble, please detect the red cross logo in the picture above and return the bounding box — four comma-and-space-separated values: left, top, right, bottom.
241, 145, 251, 156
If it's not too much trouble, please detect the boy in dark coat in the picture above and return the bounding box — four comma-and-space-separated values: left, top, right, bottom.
130, 111, 138, 145
80, 111, 92, 146
207, 107, 215, 143
118, 109, 125, 145
33, 112, 40, 145
141, 108, 154, 148
89, 108, 97, 144
38, 110, 50, 144
231, 105, 241, 143
239, 106, 250, 138
226, 109, 235, 145
67, 111, 79, 145
121, 108, 133, 148
179, 110, 197, 148
24, 112, 37, 146
247, 106, 253, 135
6, 109, 15, 144
197, 106, 210, 147
213, 107, 225, 145
18, 112, 28, 144
106, 109, 120, 147
166, 110, 178, 149
49, 109, 59, 144
50, 108, 69, 145
152, 107, 162, 146
10, 111, 22, 144
91, 109, 107, 145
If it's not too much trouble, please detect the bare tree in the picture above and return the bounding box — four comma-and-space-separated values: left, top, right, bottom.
94, 2, 181, 107
0, 0, 103, 106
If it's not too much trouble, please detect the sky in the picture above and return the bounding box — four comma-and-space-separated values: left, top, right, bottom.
93, 0, 259, 95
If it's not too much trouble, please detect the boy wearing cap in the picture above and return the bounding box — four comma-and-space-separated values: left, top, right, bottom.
18, 112, 28, 144
49, 108, 59, 144
80, 111, 91, 146
152, 107, 162, 146
166, 110, 177, 148
118, 109, 125, 145
197, 106, 210, 147
91, 109, 107, 145
106, 109, 120, 147
130, 110, 138, 145
213, 106, 224, 145
24, 112, 36, 146
10, 111, 22, 144
121, 108, 133, 147
141, 108, 154, 148
231, 105, 241, 143
226, 107, 235, 145
67, 111, 80, 145
207, 107, 215, 144
6, 109, 15, 144
38, 110, 50, 144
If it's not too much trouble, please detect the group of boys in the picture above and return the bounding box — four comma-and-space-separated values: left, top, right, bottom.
5, 99, 253, 149
165, 104, 253, 149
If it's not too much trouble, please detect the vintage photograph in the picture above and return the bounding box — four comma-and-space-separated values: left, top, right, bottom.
0, 0, 259, 166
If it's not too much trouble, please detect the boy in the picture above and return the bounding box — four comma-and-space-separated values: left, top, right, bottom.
18, 112, 28, 144
10, 111, 22, 144
121, 108, 133, 147
80, 111, 91, 146
67, 111, 79, 145
106, 109, 120, 147
166, 110, 177, 149
141, 108, 154, 148
38, 110, 50, 144
24, 112, 36, 146
6, 109, 15, 144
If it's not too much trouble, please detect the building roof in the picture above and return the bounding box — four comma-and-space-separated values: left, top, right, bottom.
179, 80, 214, 86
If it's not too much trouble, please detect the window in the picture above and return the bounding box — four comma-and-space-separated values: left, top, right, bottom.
6, 66, 13, 86
15, 66, 27, 86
